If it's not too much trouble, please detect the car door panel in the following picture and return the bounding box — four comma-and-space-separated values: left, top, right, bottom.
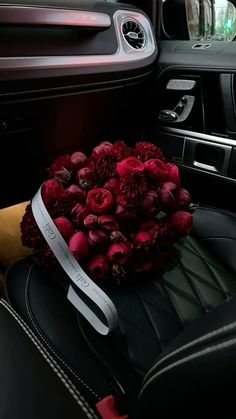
147, 25, 236, 211
0, 0, 157, 208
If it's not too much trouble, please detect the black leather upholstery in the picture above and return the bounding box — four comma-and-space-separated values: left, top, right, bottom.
0, 299, 96, 419
192, 206, 236, 275
5, 206, 236, 418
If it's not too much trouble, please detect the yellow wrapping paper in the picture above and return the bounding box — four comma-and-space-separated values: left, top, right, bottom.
0, 202, 33, 269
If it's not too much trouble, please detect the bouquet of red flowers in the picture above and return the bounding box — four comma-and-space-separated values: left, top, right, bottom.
21, 140, 193, 284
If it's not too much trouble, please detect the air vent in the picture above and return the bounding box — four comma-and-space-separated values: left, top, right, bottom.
122, 19, 145, 50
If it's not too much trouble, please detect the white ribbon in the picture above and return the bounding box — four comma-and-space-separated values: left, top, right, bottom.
31, 186, 118, 335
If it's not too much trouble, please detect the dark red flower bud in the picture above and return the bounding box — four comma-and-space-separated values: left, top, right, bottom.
76, 167, 95, 190
159, 182, 178, 211
176, 188, 191, 209
87, 229, 109, 247
70, 151, 88, 170
133, 231, 152, 250
86, 188, 114, 215
84, 214, 98, 229
140, 190, 159, 217
70, 202, 89, 226
92, 142, 113, 158
98, 215, 119, 232
87, 254, 110, 280
166, 163, 180, 185
115, 204, 137, 223
66, 184, 86, 202
107, 243, 130, 265
69, 231, 88, 261
170, 210, 193, 236
53, 216, 74, 242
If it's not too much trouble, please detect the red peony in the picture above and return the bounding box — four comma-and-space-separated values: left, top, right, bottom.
116, 157, 145, 177
144, 159, 168, 184
21, 139, 193, 285
86, 188, 114, 215
48, 154, 72, 182
42, 179, 66, 204
112, 140, 133, 161
135, 141, 164, 162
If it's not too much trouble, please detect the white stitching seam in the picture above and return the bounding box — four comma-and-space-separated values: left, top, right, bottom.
24, 264, 100, 400
0, 299, 98, 419
140, 336, 236, 398
144, 319, 236, 383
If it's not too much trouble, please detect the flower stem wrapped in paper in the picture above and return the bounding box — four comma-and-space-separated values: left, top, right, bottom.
21, 140, 193, 284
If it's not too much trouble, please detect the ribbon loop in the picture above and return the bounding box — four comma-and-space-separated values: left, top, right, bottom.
32, 186, 118, 335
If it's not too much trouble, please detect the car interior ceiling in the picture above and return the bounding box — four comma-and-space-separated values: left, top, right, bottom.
2, 0, 236, 418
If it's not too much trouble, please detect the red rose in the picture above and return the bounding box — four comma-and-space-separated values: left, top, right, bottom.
170, 210, 193, 236
76, 167, 95, 190
166, 163, 180, 185
86, 188, 114, 215
144, 159, 168, 184
87, 229, 109, 247
70, 202, 89, 227
92, 141, 113, 158
116, 157, 145, 177
159, 182, 178, 211
70, 151, 88, 170
84, 214, 98, 229
133, 231, 152, 250
69, 231, 88, 261
98, 215, 119, 232
53, 216, 74, 242
107, 243, 130, 265
66, 184, 86, 202
42, 179, 66, 205
135, 141, 164, 162
176, 188, 191, 209
87, 254, 110, 280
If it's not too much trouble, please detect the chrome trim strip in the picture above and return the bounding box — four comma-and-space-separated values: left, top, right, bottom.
0, 10, 156, 74
160, 127, 236, 147
0, 5, 111, 28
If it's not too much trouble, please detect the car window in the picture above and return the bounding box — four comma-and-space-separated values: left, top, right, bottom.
186, 0, 236, 41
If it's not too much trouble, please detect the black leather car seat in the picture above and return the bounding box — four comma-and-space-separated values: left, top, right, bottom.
5, 206, 236, 418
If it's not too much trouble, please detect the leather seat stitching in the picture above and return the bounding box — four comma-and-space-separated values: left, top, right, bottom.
143, 319, 236, 383
140, 336, 236, 397
0, 299, 98, 419
24, 264, 100, 401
